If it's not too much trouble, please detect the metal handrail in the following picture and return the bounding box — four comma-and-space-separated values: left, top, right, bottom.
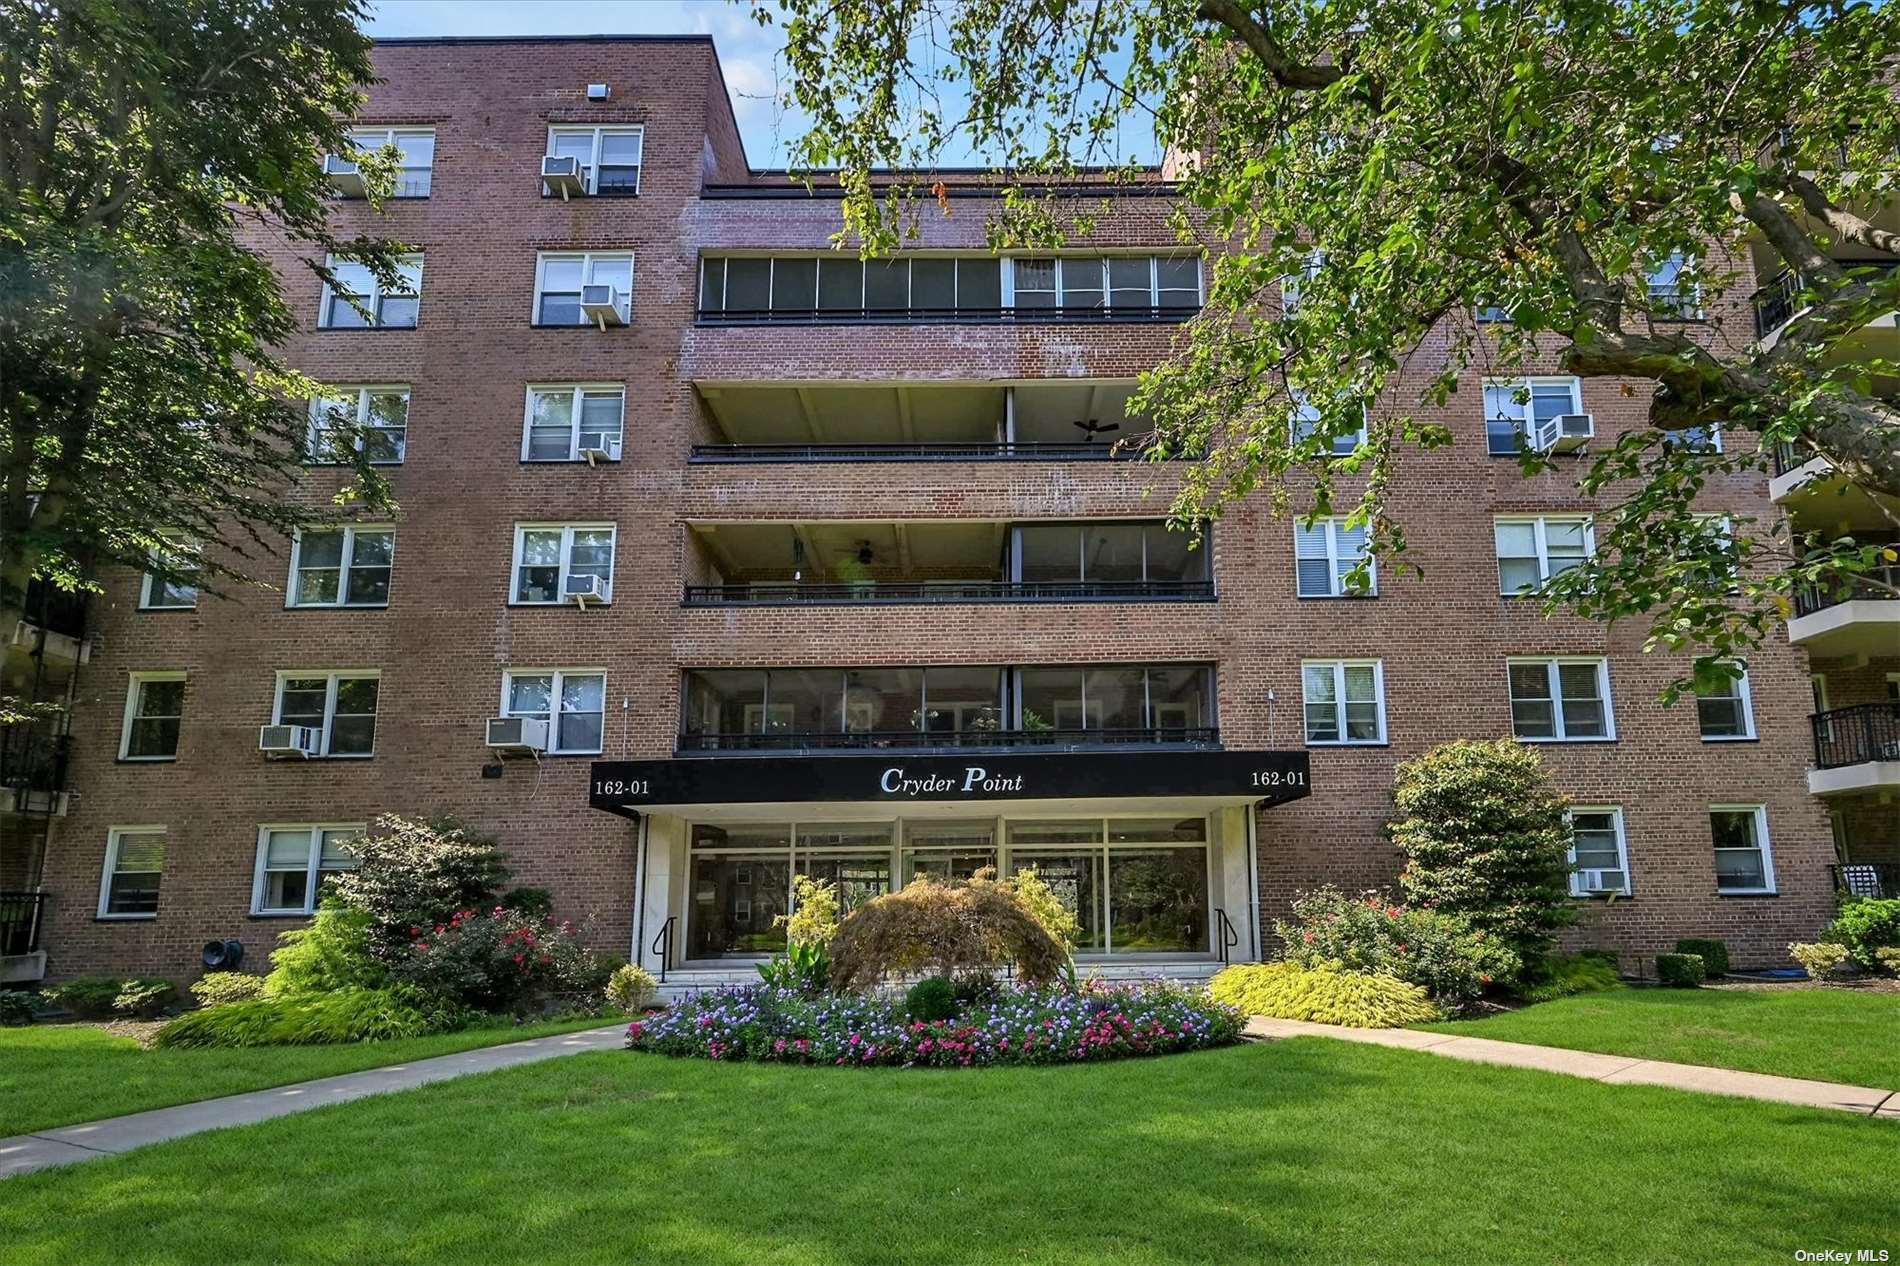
1794, 564, 1900, 617
1830, 863, 1900, 900
676, 726, 1221, 754
682, 579, 1215, 606
689, 441, 1148, 463
650, 914, 677, 984
1811, 704, 1900, 769
697, 303, 1198, 326
0, 891, 44, 956
1213, 908, 1239, 965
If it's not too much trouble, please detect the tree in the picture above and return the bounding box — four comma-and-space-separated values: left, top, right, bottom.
764, 0, 1900, 689
1387, 739, 1576, 972
0, 0, 408, 674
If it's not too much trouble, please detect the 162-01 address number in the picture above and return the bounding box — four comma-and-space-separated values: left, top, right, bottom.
1250, 770, 1306, 788
593, 779, 650, 798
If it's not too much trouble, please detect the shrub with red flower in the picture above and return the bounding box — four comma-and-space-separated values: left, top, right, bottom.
1273, 885, 1518, 1009
391, 906, 597, 1014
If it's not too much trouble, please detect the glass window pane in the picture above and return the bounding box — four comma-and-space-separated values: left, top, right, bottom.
1144, 526, 1203, 583
797, 853, 891, 914
920, 666, 1003, 735
1082, 524, 1144, 584
1059, 257, 1104, 308
1016, 525, 1079, 584
1007, 819, 1100, 845
265, 829, 312, 868
767, 668, 842, 736
865, 260, 908, 310
541, 258, 584, 292
699, 259, 725, 311
299, 531, 345, 569
1084, 666, 1146, 730
587, 256, 633, 292
688, 855, 790, 957
508, 675, 553, 717
551, 131, 593, 163
682, 670, 766, 742
901, 848, 997, 886
1107, 817, 1206, 843
1156, 257, 1200, 305
319, 831, 359, 869
1144, 665, 1207, 732
956, 259, 1001, 309
263, 869, 308, 912
1107, 849, 1207, 953
692, 822, 792, 850
1017, 667, 1083, 733
817, 258, 863, 310
599, 131, 642, 164
1011, 851, 1104, 950
726, 258, 771, 309
1108, 257, 1151, 309
907, 820, 996, 847
1710, 810, 1758, 852
842, 668, 923, 735
770, 258, 816, 311
911, 259, 955, 309
1013, 258, 1057, 307
278, 679, 328, 728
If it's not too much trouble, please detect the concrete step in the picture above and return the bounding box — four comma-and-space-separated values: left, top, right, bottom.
653, 958, 1231, 1002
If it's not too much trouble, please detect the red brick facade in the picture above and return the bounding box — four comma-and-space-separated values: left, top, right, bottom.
13, 35, 1855, 982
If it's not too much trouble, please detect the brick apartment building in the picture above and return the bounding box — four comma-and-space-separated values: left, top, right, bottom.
2, 33, 1893, 988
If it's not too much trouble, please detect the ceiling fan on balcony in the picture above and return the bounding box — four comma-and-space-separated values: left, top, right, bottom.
1072, 416, 1120, 443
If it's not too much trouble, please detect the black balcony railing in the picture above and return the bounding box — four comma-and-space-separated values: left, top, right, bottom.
0, 725, 70, 796
697, 304, 1197, 326
690, 441, 1147, 463
677, 726, 1220, 754
1830, 863, 1900, 900
1811, 704, 1900, 769
1794, 564, 1900, 617
0, 891, 44, 956
19, 578, 86, 641
683, 579, 1216, 607
1752, 260, 1899, 340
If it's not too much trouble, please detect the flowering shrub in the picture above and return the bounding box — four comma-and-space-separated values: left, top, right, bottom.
626, 980, 1242, 1068
391, 906, 601, 1014
1789, 941, 1852, 980
1275, 886, 1517, 1007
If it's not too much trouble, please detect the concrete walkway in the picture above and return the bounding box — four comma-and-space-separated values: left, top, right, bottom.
1244, 1016, 1900, 1118
0, 1023, 627, 1180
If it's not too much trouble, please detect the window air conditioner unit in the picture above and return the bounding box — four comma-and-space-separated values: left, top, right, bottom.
1576, 869, 1624, 895
541, 154, 585, 199
579, 284, 626, 329
564, 573, 609, 605
258, 724, 321, 758
485, 716, 551, 753
322, 154, 366, 197
578, 434, 622, 465
1532, 412, 1594, 453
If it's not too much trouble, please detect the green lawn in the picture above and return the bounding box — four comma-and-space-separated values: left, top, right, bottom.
1419, 985, 1900, 1087
0, 1017, 617, 1136
2, 1041, 1894, 1264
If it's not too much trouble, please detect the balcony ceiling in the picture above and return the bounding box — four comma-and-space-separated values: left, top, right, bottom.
696, 381, 1139, 446
693, 520, 1004, 579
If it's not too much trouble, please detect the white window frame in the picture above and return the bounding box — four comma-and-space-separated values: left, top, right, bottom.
532, 251, 633, 326
271, 670, 381, 758
520, 385, 627, 462
97, 826, 165, 920
319, 254, 423, 329
1005, 255, 1202, 311
1300, 659, 1388, 746
1696, 666, 1757, 742
286, 526, 396, 609
500, 669, 609, 755
545, 125, 644, 196
138, 535, 200, 611
1567, 806, 1631, 896
119, 671, 186, 762
1646, 252, 1704, 319
510, 523, 617, 605
1711, 804, 1776, 895
1289, 393, 1369, 458
1506, 657, 1616, 742
348, 127, 435, 197
1294, 517, 1375, 597
1484, 376, 1583, 453
308, 386, 409, 465
251, 823, 365, 916
1494, 515, 1595, 595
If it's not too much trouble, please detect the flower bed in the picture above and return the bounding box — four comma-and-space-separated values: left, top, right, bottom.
626, 981, 1243, 1068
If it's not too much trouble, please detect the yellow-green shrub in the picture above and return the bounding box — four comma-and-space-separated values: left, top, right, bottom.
1209, 961, 1438, 1028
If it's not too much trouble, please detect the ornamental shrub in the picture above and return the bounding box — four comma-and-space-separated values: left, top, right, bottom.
1387, 739, 1576, 980
327, 815, 513, 963
605, 963, 659, 1014
154, 987, 458, 1048
45, 975, 176, 1018
1877, 947, 1900, 976
189, 972, 269, 1007
1823, 897, 1900, 971
1674, 938, 1729, 978
388, 906, 596, 1015
265, 901, 383, 997
1274, 885, 1518, 1007
777, 875, 841, 947
828, 869, 1066, 992
1008, 866, 1082, 953
1521, 953, 1623, 1003
1789, 941, 1852, 979
1208, 961, 1439, 1027
905, 976, 959, 1023
0, 990, 37, 1025
1655, 952, 1705, 987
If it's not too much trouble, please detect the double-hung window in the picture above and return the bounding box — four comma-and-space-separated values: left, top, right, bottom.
523, 386, 625, 462
253, 825, 362, 915
288, 527, 394, 608
1301, 660, 1386, 745
1294, 518, 1374, 597
1507, 658, 1614, 741
1484, 377, 1581, 455
1568, 807, 1631, 896
1495, 516, 1593, 595
273, 672, 379, 757
1711, 805, 1775, 894
502, 670, 607, 754
98, 828, 165, 918
138, 535, 199, 610
512, 524, 616, 604
309, 388, 409, 464
1696, 667, 1756, 740
534, 252, 632, 326
120, 673, 185, 761
347, 127, 435, 197
546, 125, 643, 196
320, 255, 422, 329
1646, 252, 1702, 319
1289, 395, 1367, 458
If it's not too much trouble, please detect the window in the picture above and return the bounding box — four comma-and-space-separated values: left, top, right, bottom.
1696, 667, 1756, 740
1711, 805, 1775, 894
1507, 658, 1614, 741
1302, 660, 1386, 745
138, 536, 199, 610
1011, 522, 1209, 589
1495, 516, 1593, 595
1568, 807, 1630, 895
546, 125, 643, 196
347, 128, 435, 197
698, 255, 1004, 316
512, 524, 616, 604
502, 670, 607, 754
288, 528, 394, 608
522, 386, 625, 462
273, 672, 379, 757
1281, 250, 1324, 314
1294, 518, 1374, 597
1010, 256, 1201, 311
1485, 377, 1581, 455
319, 254, 422, 329
308, 388, 408, 464
119, 673, 185, 761
535, 252, 632, 325
98, 827, 164, 918
253, 825, 362, 915
1289, 393, 1367, 457
1660, 422, 1722, 452
1646, 252, 1702, 319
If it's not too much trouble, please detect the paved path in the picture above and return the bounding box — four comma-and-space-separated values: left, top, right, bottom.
1244, 1016, 1900, 1118
0, 1023, 628, 1180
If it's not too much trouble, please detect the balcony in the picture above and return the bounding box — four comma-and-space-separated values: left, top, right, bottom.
1808, 704, 1900, 796
0, 724, 70, 815
677, 726, 1221, 754
8, 578, 88, 668
685, 579, 1214, 606
1751, 260, 1898, 343
1831, 862, 1900, 901
1768, 442, 1900, 531
0, 891, 46, 983
1789, 564, 1900, 657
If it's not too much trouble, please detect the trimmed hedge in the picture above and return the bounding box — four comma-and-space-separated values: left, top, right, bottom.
1674, 939, 1729, 978
1209, 962, 1438, 1028
1655, 953, 1706, 988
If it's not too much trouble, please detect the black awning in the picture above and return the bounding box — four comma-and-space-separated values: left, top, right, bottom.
588, 749, 1309, 818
